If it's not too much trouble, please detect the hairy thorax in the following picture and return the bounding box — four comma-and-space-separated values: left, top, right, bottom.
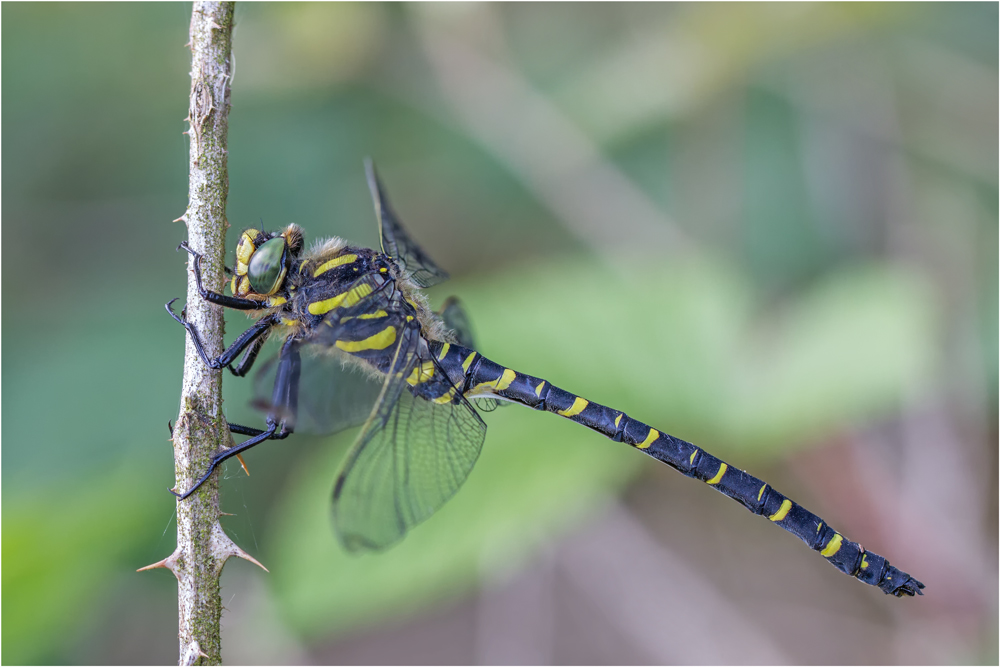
257, 241, 453, 372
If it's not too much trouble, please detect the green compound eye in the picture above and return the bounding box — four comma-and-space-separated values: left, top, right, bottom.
247, 237, 287, 294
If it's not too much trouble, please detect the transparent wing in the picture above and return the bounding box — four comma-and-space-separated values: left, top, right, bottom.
252, 345, 382, 435
438, 296, 476, 348
365, 159, 450, 288
252, 274, 399, 433
332, 325, 487, 551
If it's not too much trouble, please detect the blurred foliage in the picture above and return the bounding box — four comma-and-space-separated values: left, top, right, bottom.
2, 464, 165, 665
2, 2, 995, 664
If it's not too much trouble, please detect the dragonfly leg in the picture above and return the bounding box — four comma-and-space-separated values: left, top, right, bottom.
166, 300, 278, 376
177, 241, 268, 310
170, 420, 285, 499
171, 337, 300, 499
228, 330, 270, 377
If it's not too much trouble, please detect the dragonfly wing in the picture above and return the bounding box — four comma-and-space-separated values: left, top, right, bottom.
332, 326, 487, 551
365, 159, 449, 288
252, 345, 382, 435
438, 296, 476, 348
252, 274, 399, 434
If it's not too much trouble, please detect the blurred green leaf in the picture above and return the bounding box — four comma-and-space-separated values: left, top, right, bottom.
725, 264, 936, 453
2, 465, 164, 665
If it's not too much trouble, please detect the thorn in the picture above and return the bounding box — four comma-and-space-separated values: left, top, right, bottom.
211, 522, 269, 572
136, 558, 169, 572
137, 547, 181, 580
220, 511, 236, 516
172, 215, 187, 223
208, 19, 222, 31
181, 640, 206, 666
236, 453, 250, 476
236, 548, 269, 573
182, 130, 189, 136
183, 40, 192, 49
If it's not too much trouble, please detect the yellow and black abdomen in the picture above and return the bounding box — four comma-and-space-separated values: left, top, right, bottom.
426, 340, 923, 597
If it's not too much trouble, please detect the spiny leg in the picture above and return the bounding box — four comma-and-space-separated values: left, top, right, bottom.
229, 329, 271, 377
166, 300, 278, 376
171, 338, 301, 499
169, 418, 250, 476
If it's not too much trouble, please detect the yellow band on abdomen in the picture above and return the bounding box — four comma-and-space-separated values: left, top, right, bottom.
768, 499, 792, 522
637, 428, 659, 449
820, 533, 843, 558
557, 397, 588, 417
706, 463, 727, 485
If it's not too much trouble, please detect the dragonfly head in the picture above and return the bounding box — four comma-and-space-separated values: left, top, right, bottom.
231, 224, 304, 298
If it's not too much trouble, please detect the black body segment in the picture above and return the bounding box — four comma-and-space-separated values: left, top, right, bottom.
431, 341, 923, 597
167, 161, 923, 597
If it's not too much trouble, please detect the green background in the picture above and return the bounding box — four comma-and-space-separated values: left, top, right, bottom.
3, 3, 996, 664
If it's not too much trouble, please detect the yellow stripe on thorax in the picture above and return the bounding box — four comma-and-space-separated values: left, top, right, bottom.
637, 428, 659, 449
308, 282, 374, 315
557, 396, 588, 417
313, 253, 357, 277
768, 499, 792, 522
706, 463, 727, 485
437, 342, 450, 361
334, 326, 396, 352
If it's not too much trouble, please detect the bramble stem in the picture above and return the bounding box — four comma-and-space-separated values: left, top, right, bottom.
173, 3, 234, 664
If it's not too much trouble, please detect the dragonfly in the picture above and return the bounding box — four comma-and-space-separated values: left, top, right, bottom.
166, 160, 924, 597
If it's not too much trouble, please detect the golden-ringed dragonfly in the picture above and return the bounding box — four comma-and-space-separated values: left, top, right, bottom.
166, 160, 924, 597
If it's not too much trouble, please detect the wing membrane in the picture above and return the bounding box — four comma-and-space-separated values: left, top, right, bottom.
252, 346, 382, 435
365, 159, 449, 288
438, 296, 476, 348
332, 324, 487, 551
251, 275, 399, 432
